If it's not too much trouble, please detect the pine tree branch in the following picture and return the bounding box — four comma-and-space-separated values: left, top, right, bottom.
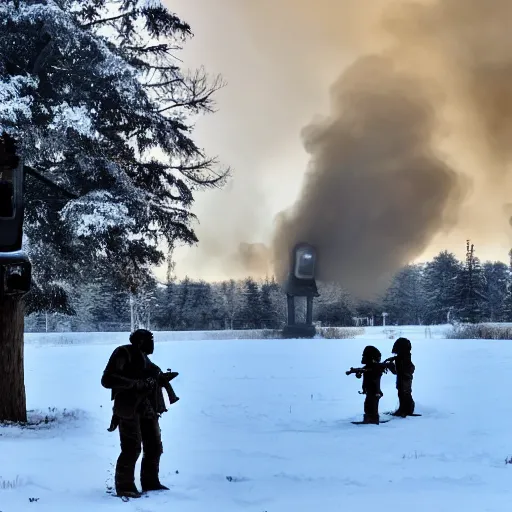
32, 34, 54, 75
124, 44, 176, 55
80, 11, 137, 29
143, 78, 183, 88
24, 165, 79, 199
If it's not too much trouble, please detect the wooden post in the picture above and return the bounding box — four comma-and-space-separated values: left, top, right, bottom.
0, 294, 27, 422
0, 133, 29, 423
287, 294, 295, 325
306, 296, 313, 325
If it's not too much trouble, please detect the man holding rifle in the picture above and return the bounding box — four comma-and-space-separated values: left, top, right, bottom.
101, 329, 179, 499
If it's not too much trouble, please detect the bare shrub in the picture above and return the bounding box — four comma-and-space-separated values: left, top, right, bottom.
319, 327, 364, 339
446, 324, 512, 340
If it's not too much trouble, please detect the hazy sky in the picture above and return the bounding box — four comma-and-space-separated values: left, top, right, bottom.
156, 0, 512, 287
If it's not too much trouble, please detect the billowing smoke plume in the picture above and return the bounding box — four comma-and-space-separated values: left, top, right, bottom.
272, 54, 463, 296
270, 0, 512, 297
170, 0, 512, 292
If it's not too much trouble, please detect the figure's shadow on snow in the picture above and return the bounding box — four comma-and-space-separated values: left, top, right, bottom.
274, 418, 358, 433
0, 407, 87, 438
273, 406, 449, 433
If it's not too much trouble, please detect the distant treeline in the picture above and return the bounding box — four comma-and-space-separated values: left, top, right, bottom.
25, 242, 512, 332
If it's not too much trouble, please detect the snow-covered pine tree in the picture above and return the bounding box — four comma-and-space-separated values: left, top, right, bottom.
0, 0, 228, 311
260, 279, 280, 329
502, 249, 512, 322
128, 277, 158, 330
383, 264, 425, 325
69, 279, 103, 331
172, 277, 192, 330
220, 279, 243, 330
482, 261, 508, 322
454, 241, 487, 323
183, 280, 214, 330
210, 282, 228, 330
422, 250, 461, 324
268, 279, 286, 328
241, 278, 263, 329
315, 282, 355, 327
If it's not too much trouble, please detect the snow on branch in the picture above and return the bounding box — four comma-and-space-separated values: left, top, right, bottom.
0, 76, 37, 129
61, 190, 134, 237
49, 103, 95, 138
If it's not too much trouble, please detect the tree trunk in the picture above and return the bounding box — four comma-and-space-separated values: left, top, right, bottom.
0, 294, 27, 422
130, 294, 135, 332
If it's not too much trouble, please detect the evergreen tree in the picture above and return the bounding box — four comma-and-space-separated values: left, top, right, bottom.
260, 280, 280, 329
69, 280, 103, 331
422, 250, 461, 324
110, 288, 131, 326
482, 261, 508, 322
502, 249, 512, 322
153, 282, 176, 330
268, 280, 286, 328
220, 279, 243, 329
173, 277, 192, 330
454, 241, 487, 323
241, 278, 263, 329
383, 264, 425, 325
0, 0, 228, 311
184, 281, 215, 330
353, 299, 384, 326
315, 282, 355, 326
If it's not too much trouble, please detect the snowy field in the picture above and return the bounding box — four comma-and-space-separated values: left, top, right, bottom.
2, 326, 512, 511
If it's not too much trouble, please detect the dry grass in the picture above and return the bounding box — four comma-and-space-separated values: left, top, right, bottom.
0, 475, 24, 489
446, 324, 512, 340
318, 326, 365, 339
0, 407, 84, 429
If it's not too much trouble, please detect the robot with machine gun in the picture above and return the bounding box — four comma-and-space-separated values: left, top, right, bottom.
382, 337, 419, 417
346, 345, 395, 425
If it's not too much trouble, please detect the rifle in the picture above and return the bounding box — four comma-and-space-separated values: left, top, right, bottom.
158, 369, 180, 410
143, 364, 180, 409
346, 362, 394, 378
345, 367, 367, 378
107, 369, 179, 432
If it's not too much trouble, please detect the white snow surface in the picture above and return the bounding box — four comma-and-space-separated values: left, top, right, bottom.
2, 325, 512, 511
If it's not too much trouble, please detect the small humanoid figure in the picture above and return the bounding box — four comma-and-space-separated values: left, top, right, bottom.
346, 345, 393, 424
101, 329, 179, 498
384, 337, 417, 417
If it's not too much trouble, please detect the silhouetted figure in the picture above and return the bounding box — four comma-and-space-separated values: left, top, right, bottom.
101, 329, 179, 498
384, 337, 416, 417
346, 345, 394, 424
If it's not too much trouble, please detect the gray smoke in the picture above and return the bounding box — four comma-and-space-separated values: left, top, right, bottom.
272, 55, 464, 296
169, 0, 512, 290
271, 0, 512, 297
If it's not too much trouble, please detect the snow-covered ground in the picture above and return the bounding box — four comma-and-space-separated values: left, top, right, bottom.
2, 326, 512, 511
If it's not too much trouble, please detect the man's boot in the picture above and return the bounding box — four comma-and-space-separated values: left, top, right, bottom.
115, 456, 142, 498
116, 487, 142, 499
141, 456, 169, 491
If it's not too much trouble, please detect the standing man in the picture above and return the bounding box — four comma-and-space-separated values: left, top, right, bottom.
101, 329, 178, 498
